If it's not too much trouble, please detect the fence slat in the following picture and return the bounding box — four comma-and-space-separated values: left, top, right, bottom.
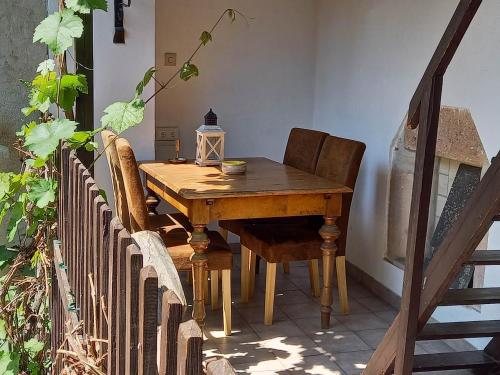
107, 218, 124, 374
176, 320, 203, 375
99, 203, 112, 358
138, 266, 159, 375
125, 244, 143, 375
116, 229, 133, 375
159, 290, 183, 375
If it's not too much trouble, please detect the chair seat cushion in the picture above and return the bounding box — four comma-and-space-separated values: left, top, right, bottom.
240, 222, 323, 263
150, 215, 232, 271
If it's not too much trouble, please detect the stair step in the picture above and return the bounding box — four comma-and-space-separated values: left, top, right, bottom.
440, 288, 500, 306
418, 320, 500, 340
412, 351, 497, 372
466, 250, 500, 265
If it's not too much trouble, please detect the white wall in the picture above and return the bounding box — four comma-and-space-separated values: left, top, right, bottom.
93, 0, 156, 198
93, 0, 500, 345
313, 0, 500, 345
155, 0, 317, 162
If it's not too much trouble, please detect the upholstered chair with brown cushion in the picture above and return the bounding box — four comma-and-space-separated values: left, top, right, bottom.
113, 137, 234, 335
101, 130, 161, 222
240, 135, 366, 325
218, 128, 328, 300
219, 127, 328, 237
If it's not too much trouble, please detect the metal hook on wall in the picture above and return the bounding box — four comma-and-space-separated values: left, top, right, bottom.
113, 0, 132, 43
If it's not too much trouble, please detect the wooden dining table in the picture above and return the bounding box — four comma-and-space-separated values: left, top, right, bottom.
139, 157, 351, 328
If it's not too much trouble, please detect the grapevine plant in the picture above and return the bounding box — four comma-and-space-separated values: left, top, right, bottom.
0, 1, 245, 372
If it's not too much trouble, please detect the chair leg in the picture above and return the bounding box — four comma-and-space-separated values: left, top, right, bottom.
249, 250, 256, 299
264, 262, 277, 325
336, 255, 349, 314
282, 262, 290, 274
240, 245, 250, 303
204, 270, 209, 303
211, 270, 219, 310
309, 259, 321, 298
222, 269, 232, 336
219, 227, 228, 242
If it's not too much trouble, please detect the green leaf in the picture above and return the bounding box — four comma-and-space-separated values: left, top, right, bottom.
84, 141, 98, 152
200, 31, 212, 46
36, 59, 55, 76
25, 338, 45, 356
31, 73, 88, 112
65, 0, 108, 13
0, 351, 20, 375
33, 10, 84, 55
135, 67, 156, 97
101, 98, 145, 133
25, 157, 48, 168
25, 119, 77, 159
59, 74, 88, 110
16, 121, 37, 137
28, 178, 57, 208
0, 173, 13, 201
0, 246, 17, 270
180, 62, 199, 81
7, 200, 24, 242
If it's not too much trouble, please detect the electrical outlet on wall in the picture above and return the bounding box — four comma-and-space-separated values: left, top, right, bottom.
164, 52, 177, 66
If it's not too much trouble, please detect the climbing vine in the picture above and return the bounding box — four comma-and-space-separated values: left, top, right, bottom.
0, 2, 246, 372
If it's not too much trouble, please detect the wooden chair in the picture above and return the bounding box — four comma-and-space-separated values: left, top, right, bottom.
103, 133, 233, 335
218, 127, 328, 300
240, 135, 366, 325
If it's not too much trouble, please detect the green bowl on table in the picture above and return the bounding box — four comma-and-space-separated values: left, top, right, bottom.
221, 160, 247, 175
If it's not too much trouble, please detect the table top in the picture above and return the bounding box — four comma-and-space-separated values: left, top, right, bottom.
139, 158, 351, 200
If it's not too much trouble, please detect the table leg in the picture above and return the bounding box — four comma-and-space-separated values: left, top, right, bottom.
189, 224, 210, 327
319, 216, 340, 329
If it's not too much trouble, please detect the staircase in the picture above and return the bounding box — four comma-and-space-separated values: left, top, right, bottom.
362, 1, 500, 374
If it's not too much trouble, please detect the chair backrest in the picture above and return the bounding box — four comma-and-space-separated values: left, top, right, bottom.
115, 137, 150, 233
315, 135, 366, 255
283, 128, 328, 174
100, 130, 131, 231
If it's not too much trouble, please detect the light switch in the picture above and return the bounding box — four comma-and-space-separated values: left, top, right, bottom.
164, 52, 177, 66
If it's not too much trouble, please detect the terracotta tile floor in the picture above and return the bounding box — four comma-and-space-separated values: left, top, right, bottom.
183, 250, 475, 374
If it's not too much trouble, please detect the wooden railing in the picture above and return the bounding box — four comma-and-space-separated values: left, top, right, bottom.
51, 146, 235, 374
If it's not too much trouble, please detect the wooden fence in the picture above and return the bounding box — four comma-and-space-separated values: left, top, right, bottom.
51, 146, 235, 374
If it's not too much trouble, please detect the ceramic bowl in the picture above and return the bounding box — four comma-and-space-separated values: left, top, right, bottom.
221, 160, 247, 175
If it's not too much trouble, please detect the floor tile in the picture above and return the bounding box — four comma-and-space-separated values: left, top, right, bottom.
356, 297, 394, 312
280, 303, 322, 320
274, 290, 312, 306
250, 320, 306, 340
374, 309, 398, 323
237, 305, 288, 324
293, 317, 348, 338
233, 358, 290, 373
281, 354, 345, 374
355, 329, 388, 349
416, 340, 454, 354
336, 313, 389, 331
330, 350, 374, 375
261, 336, 321, 358
313, 330, 371, 354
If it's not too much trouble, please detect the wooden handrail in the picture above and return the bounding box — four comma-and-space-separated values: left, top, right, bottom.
407, 0, 482, 128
